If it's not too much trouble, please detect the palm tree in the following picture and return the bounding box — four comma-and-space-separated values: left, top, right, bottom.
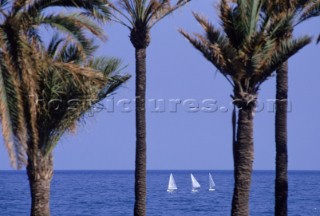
38, 39, 130, 215
1, 35, 129, 215
107, 1, 190, 215
262, 2, 298, 215
180, 0, 311, 215
0, 0, 110, 168
263, 1, 320, 214
29, 37, 129, 215
39, 40, 128, 215
0, 1, 129, 215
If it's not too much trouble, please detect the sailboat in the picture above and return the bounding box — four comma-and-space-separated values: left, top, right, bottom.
167, 173, 177, 192
209, 173, 215, 191
191, 173, 201, 192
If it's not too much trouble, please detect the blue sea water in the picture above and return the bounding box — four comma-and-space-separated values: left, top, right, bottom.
0, 170, 319, 216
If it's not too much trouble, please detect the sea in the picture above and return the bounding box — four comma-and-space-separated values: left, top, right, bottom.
0, 170, 319, 216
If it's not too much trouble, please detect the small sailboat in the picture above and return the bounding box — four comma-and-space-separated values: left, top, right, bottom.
209, 173, 215, 191
167, 173, 177, 192
191, 173, 201, 192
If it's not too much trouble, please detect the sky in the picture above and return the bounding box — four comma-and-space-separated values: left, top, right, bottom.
1, 0, 320, 170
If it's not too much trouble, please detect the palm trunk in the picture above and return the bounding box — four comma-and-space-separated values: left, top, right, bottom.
134, 47, 147, 216
232, 106, 238, 181
27, 151, 53, 216
275, 62, 288, 216
231, 107, 254, 216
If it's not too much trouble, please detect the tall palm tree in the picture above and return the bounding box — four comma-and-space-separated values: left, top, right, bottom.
43, 41, 130, 215
0, 1, 129, 215
44, 43, 129, 216
263, 1, 320, 214
30, 37, 129, 215
0, 0, 110, 168
107, 1, 190, 215
262, 2, 298, 215
1, 35, 129, 215
180, 0, 311, 215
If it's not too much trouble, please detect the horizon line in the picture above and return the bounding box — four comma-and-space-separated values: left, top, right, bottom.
1, 169, 320, 172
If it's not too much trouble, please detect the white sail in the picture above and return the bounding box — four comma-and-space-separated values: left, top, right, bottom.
191, 173, 201, 191
209, 173, 215, 191
167, 173, 177, 192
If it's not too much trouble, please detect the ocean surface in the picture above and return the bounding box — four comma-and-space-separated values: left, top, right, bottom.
0, 170, 319, 216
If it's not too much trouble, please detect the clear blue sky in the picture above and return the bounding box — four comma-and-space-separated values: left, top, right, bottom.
1, 0, 320, 170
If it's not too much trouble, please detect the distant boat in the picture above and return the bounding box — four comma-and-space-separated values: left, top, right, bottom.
191, 173, 201, 192
209, 173, 215, 191
167, 173, 177, 192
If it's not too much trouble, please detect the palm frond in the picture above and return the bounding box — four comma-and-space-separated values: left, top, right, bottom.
26, 0, 110, 22
109, 0, 190, 30
299, 0, 320, 22
19, 37, 41, 150
179, 29, 229, 76
38, 13, 103, 59
192, 12, 236, 61
0, 53, 27, 168
39, 56, 129, 155
260, 36, 311, 80
88, 57, 122, 76
38, 13, 106, 40
220, 0, 243, 49
37, 63, 105, 154
266, 12, 294, 40
47, 33, 64, 57
87, 57, 131, 96
149, 0, 190, 28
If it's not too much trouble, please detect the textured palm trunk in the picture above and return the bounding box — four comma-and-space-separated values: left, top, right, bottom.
27, 151, 53, 216
231, 107, 254, 216
275, 62, 288, 216
134, 47, 147, 216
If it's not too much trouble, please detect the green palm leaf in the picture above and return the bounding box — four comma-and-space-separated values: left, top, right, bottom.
38, 56, 129, 155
